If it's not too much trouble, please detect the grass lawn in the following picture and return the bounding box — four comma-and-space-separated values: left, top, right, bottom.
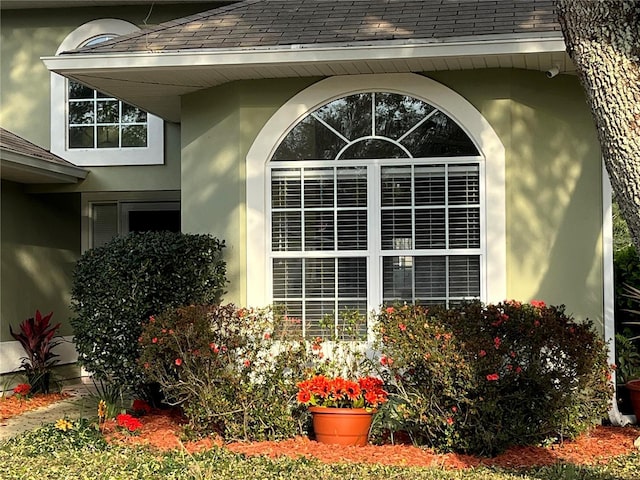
0, 422, 639, 480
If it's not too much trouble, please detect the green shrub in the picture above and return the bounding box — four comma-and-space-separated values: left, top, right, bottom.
70, 232, 227, 397
614, 245, 640, 323
139, 304, 311, 441
374, 301, 613, 456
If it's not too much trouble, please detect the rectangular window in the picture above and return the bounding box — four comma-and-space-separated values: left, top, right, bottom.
68, 80, 148, 149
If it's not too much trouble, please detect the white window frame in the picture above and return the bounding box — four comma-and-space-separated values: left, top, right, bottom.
50, 19, 164, 166
247, 74, 506, 312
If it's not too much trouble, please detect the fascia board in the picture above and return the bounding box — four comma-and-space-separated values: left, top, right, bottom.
1, 150, 88, 182
42, 37, 567, 72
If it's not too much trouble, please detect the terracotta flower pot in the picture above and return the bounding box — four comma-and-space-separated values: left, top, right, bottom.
626, 379, 640, 420
309, 406, 375, 446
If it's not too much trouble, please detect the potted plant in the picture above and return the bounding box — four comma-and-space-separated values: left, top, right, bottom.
296, 375, 388, 446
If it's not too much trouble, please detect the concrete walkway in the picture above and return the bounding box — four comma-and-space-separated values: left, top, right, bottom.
0, 382, 98, 443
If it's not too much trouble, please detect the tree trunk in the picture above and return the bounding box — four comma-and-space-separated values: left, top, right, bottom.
556, 0, 640, 252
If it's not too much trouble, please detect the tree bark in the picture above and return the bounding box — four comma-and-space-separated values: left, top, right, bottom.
556, 0, 640, 252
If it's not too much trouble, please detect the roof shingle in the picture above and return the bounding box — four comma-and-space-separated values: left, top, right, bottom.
67, 0, 560, 54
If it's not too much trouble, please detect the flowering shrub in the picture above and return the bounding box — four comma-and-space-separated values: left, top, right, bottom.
375, 301, 613, 456
139, 304, 312, 440
116, 413, 143, 433
296, 375, 388, 409
13, 383, 31, 398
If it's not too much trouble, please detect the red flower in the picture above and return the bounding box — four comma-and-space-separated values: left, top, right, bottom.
534, 320, 541, 327
175, 358, 182, 366
398, 323, 406, 331
530, 300, 546, 308
486, 373, 500, 381
296, 389, 311, 404
264, 332, 271, 340
13, 383, 31, 396
446, 417, 454, 425
152, 337, 158, 344
494, 337, 501, 349
243, 359, 251, 367
380, 355, 393, 366
479, 350, 487, 357
515, 366, 523, 374
386, 306, 395, 314
116, 413, 143, 432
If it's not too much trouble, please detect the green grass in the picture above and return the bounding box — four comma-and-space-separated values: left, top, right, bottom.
0, 424, 639, 480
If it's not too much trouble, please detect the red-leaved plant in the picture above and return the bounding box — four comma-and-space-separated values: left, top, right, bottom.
10, 310, 61, 393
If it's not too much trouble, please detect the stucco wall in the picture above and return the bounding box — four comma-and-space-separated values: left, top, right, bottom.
181, 70, 604, 330
1, 180, 80, 341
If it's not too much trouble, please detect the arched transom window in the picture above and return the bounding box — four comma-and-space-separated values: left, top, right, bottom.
268, 91, 484, 338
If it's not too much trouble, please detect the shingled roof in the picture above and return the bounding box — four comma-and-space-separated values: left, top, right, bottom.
0, 128, 88, 183
70, 0, 560, 54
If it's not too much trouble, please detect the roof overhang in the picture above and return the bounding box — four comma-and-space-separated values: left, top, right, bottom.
43, 34, 571, 123
1, 149, 89, 184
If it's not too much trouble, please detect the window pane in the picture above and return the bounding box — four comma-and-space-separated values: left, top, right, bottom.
272, 115, 346, 161
272, 169, 301, 208
337, 210, 367, 250
304, 168, 334, 208
337, 167, 367, 207
305, 211, 334, 250
69, 81, 94, 99
91, 203, 118, 248
449, 256, 480, 297
449, 208, 481, 248
97, 126, 119, 148
122, 125, 147, 147
305, 258, 335, 298
69, 101, 94, 124
69, 126, 93, 148
97, 100, 119, 123
273, 258, 302, 298
415, 209, 446, 248
314, 93, 371, 141
381, 210, 412, 250
381, 166, 412, 206
383, 256, 413, 301
375, 93, 435, 140
274, 301, 303, 335
415, 165, 445, 206
403, 111, 479, 157
337, 300, 368, 339
272, 211, 302, 251
414, 256, 447, 298
337, 258, 367, 298
340, 139, 409, 159
122, 103, 147, 123
449, 165, 480, 205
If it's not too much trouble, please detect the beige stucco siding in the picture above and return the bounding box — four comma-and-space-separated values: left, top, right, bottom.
181, 70, 604, 330
1, 181, 80, 341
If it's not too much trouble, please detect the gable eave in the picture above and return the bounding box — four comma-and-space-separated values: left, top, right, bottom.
42, 34, 570, 123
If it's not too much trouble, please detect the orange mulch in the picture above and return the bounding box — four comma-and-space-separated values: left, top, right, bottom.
100, 409, 640, 470
0, 393, 69, 422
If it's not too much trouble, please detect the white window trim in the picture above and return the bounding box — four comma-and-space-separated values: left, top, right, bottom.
246, 73, 506, 308
50, 19, 164, 166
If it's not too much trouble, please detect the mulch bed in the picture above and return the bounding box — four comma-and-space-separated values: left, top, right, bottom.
0, 393, 70, 422
3, 394, 639, 469
101, 409, 640, 470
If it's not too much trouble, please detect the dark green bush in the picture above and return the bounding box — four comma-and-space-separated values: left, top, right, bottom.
374, 301, 613, 456
139, 304, 310, 441
70, 232, 227, 396
614, 245, 640, 324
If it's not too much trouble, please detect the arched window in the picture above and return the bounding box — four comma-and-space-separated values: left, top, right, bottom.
247, 74, 506, 338
50, 19, 163, 166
